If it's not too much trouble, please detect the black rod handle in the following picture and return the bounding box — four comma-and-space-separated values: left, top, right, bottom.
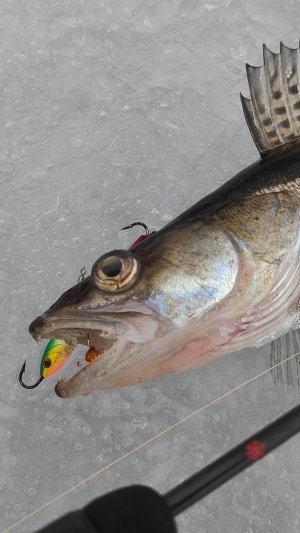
165, 403, 300, 517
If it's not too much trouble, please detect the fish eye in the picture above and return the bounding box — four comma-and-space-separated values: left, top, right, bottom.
101, 256, 123, 278
43, 358, 52, 368
92, 249, 140, 293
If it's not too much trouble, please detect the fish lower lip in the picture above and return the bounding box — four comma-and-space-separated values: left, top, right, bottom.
55, 383, 65, 397
54, 334, 131, 398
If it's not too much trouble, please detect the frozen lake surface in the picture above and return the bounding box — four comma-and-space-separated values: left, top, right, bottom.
0, 0, 299, 531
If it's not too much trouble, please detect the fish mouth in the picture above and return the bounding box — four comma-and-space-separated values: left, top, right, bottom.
29, 310, 159, 397
32, 314, 134, 347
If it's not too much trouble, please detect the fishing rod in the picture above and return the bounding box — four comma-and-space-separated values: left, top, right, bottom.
36, 403, 299, 533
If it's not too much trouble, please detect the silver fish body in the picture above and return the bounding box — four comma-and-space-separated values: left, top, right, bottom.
29, 43, 300, 397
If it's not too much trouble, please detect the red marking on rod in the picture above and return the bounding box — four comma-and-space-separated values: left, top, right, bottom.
245, 439, 267, 461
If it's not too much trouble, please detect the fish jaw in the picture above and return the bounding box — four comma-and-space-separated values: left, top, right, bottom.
50, 306, 290, 398
31, 310, 164, 397
29, 284, 167, 397
51, 312, 233, 397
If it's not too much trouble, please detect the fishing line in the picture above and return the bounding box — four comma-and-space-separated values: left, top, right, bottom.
3, 350, 300, 533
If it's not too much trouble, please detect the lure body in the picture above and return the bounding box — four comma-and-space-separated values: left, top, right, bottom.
28, 42, 300, 397
19, 338, 73, 389
41, 338, 73, 378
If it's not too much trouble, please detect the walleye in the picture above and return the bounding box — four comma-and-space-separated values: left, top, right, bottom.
28, 42, 300, 398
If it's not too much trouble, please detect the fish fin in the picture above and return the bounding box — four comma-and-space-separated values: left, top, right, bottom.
241, 41, 300, 156
270, 330, 300, 401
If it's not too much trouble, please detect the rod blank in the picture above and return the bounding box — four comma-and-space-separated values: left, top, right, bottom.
165, 403, 300, 516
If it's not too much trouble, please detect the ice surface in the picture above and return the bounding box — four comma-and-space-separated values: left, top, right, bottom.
0, 0, 300, 531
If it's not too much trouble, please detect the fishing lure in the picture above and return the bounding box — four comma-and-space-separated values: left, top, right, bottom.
19, 338, 73, 389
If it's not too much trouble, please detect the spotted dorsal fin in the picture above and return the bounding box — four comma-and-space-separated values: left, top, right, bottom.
241, 42, 300, 155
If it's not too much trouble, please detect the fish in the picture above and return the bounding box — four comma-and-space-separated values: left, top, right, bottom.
28, 42, 300, 398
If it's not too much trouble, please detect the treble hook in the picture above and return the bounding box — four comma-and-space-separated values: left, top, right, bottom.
19, 361, 44, 389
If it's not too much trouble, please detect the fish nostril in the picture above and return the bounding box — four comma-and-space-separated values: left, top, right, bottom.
29, 315, 45, 337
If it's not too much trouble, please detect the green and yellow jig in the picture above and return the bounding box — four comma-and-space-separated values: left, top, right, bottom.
19, 338, 73, 389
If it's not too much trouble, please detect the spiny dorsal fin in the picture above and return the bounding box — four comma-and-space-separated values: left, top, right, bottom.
241, 41, 300, 155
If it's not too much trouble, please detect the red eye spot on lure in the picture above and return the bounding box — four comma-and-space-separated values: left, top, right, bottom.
245, 439, 267, 461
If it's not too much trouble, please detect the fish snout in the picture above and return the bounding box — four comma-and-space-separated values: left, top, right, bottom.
29, 315, 46, 339
45, 277, 93, 314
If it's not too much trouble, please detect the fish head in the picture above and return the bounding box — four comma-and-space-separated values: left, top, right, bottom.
29, 238, 179, 397
29, 221, 243, 398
